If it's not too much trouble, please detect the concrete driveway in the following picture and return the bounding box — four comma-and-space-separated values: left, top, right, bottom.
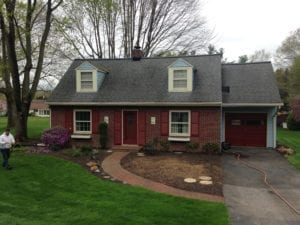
222, 148, 300, 225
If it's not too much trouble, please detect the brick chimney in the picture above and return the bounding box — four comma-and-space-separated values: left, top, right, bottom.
132, 45, 143, 61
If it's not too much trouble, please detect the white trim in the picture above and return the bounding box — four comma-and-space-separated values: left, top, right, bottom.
169, 110, 191, 137
76, 70, 97, 92
47, 102, 222, 106
73, 109, 92, 134
222, 103, 283, 107
71, 134, 91, 139
168, 137, 190, 142
273, 108, 277, 148
122, 109, 139, 145
168, 67, 193, 92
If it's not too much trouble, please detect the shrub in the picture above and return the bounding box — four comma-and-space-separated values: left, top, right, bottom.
159, 139, 170, 151
99, 122, 108, 149
41, 127, 70, 151
287, 113, 300, 130
80, 145, 93, 154
202, 143, 220, 154
185, 142, 199, 151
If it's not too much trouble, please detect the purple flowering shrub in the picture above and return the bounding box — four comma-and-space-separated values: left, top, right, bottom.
41, 127, 70, 151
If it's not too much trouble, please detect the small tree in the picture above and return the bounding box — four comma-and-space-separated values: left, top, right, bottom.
287, 113, 300, 131
99, 122, 108, 149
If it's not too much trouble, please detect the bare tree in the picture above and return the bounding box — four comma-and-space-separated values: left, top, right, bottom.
57, 0, 212, 59
275, 28, 300, 68
249, 49, 271, 62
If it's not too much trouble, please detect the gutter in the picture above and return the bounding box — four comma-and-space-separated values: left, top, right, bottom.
47, 101, 223, 107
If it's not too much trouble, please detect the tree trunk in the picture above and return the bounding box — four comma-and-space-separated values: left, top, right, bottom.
5, 93, 16, 128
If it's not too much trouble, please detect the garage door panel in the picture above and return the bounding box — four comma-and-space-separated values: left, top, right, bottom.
225, 113, 267, 147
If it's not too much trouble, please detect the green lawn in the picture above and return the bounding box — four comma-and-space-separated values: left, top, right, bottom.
277, 128, 300, 168
0, 153, 229, 225
0, 117, 49, 139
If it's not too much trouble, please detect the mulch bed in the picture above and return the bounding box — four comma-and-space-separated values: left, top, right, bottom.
121, 152, 223, 196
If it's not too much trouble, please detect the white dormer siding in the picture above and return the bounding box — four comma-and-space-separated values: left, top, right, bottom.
168, 58, 193, 92
76, 61, 106, 92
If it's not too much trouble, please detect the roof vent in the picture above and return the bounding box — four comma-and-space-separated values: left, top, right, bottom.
132, 45, 143, 61
222, 86, 230, 93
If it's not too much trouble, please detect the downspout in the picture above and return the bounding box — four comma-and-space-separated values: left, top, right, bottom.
272, 106, 279, 149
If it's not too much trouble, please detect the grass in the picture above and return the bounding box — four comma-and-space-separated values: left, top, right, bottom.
0, 117, 49, 139
277, 128, 300, 168
0, 153, 229, 225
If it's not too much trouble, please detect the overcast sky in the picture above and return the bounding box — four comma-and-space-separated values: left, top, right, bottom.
202, 0, 300, 61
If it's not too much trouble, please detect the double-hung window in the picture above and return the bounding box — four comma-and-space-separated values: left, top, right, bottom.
173, 70, 188, 89
169, 111, 190, 136
74, 110, 91, 133
80, 72, 93, 90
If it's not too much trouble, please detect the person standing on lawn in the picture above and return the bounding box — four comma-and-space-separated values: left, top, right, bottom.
0, 128, 15, 170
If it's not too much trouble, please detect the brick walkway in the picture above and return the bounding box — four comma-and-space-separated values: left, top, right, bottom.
101, 151, 224, 203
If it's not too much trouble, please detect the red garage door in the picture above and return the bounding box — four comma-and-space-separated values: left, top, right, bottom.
225, 113, 267, 147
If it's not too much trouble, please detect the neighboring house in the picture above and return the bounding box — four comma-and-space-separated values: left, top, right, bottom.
30, 100, 50, 117
47, 53, 282, 150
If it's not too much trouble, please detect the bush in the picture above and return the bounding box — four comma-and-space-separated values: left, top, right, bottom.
159, 139, 170, 151
185, 142, 199, 151
99, 122, 108, 149
80, 145, 93, 154
202, 143, 220, 154
41, 127, 70, 151
287, 113, 300, 130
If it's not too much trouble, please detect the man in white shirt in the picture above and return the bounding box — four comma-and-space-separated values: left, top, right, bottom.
0, 128, 15, 170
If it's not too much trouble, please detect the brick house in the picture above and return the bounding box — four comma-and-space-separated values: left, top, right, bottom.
47, 54, 282, 150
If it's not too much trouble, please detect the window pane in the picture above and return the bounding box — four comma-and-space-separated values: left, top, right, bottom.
81, 81, 93, 89
171, 124, 188, 134
81, 72, 93, 81
171, 112, 188, 122
173, 80, 187, 88
76, 122, 90, 131
76, 111, 90, 121
174, 70, 187, 79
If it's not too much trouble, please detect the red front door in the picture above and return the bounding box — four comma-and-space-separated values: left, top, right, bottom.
123, 111, 138, 144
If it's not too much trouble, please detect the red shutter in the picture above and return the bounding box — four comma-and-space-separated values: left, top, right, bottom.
138, 111, 146, 145
161, 111, 169, 136
92, 109, 99, 134
114, 111, 122, 145
191, 111, 199, 137
65, 109, 73, 133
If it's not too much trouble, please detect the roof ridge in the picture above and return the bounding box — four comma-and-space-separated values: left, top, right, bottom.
74, 54, 222, 61
222, 61, 271, 66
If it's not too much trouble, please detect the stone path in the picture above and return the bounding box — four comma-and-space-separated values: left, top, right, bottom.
101, 151, 224, 203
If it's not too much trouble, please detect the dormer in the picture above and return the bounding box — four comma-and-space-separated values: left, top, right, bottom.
168, 58, 193, 92
76, 61, 107, 92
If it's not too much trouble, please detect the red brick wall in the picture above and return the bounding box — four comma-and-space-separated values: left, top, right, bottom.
50, 106, 221, 151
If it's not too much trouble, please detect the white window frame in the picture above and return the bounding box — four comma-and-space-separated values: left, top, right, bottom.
76, 70, 97, 92
38, 109, 50, 116
169, 110, 191, 137
168, 67, 193, 92
73, 110, 92, 134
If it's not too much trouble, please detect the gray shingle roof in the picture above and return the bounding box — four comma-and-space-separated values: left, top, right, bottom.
222, 62, 281, 104
48, 55, 222, 105
48, 56, 281, 106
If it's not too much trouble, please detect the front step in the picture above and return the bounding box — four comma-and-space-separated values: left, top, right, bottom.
111, 145, 142, 151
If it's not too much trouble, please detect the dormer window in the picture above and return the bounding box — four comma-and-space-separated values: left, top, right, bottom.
76, 70, 97, 92
168, 59, 193, 92
76, 61, 108, 93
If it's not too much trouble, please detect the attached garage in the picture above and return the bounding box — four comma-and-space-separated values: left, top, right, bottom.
225, 113, 267, 147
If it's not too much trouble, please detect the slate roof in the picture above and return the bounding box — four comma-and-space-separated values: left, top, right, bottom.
222, 62, 281, 104
48, 55, 282, 106
48, 55, 223, 105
